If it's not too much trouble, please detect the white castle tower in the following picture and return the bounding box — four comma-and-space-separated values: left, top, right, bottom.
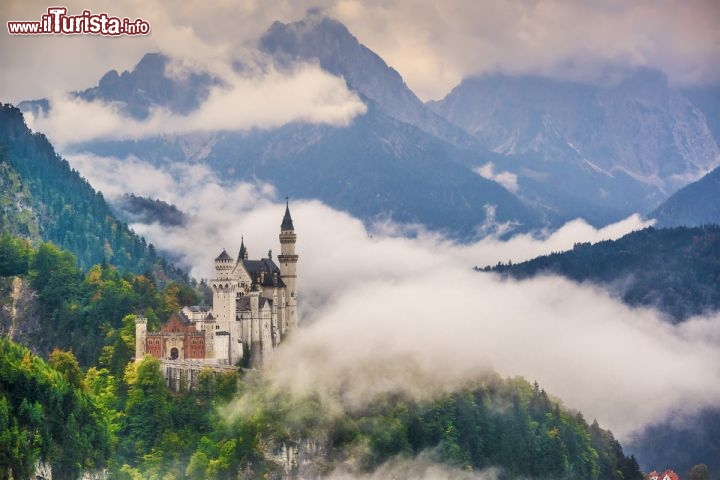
203, 201, 298, 367
134, 315, 147, 362
278, 200, 299, 331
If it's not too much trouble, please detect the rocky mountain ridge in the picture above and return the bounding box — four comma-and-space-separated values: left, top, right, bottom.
428, 70, 720, 224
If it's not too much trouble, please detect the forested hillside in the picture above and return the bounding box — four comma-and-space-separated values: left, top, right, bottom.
0, 104, 183, 280
0, 232, 643, 479
484, 225, 720, 322
0, 234, 198, 367
0, 338, 110, 480
193, 374, 643, 480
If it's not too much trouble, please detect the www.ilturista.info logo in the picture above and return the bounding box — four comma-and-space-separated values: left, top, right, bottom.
7, 7, 150, 35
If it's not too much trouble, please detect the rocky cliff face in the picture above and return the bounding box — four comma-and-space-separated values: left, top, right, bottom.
271, 437, 330, 479
0, 276, 41, 353
429, 69, 719, 189
428, 69, 720, 223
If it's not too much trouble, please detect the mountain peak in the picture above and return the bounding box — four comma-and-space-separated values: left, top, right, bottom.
264, 12, 352, 42
260, 14, 476, 147
76, 52, 217, 120
260, 14, 387, 82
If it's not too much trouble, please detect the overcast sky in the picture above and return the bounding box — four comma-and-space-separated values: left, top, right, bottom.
2, 0, 719, 103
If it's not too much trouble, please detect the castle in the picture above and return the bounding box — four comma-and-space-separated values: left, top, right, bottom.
134, 202, 298, 371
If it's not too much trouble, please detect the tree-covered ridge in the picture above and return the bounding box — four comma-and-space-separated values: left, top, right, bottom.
177, 374, 642, 480
628, 406, 720, 478
111, 193, 187, 227
482, 225, 720, 322
0, 234, 199, 367
0, 103, 183, 280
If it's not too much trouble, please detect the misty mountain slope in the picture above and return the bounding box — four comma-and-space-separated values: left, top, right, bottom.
110, 193, 187, 227
490, 148, 654, 226
650, 165, 720, 228
0, 103, 183, 278
259, 14, 477, 148
47, 32, 549, 238
682, 85, 720, 146
627, 406, 720, 476
82, 102, 546, 235
429, 71, 720, 223
484, 225, 720, 323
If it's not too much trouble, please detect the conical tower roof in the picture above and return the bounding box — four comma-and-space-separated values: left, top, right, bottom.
281, 199, 295, 231
215, 249, 232, 261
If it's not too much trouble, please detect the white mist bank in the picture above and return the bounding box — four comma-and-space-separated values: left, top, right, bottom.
25, 59, 366, 148
65, 152, 720, 440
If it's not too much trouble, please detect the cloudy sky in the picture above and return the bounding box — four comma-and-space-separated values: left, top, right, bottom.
2, 0, 719, 103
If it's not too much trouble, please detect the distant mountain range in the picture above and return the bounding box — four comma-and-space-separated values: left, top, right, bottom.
18, 13, 720, 236
650, 165, 720, 227
428, 70, 719, 224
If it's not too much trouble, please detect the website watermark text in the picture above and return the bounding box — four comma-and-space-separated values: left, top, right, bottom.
8, 7, 150, 35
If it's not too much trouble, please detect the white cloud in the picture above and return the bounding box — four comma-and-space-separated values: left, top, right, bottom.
24, 60, 366, 147
62, 153, 719, 441
474, 162, 519, 193
333, 0, 720, 99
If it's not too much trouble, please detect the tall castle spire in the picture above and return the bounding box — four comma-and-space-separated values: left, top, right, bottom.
278, 199, 299, 331
238, 236, 248, 261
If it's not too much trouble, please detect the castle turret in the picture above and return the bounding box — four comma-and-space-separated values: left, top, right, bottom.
277, 200, 299, 330
214, 249, 234, 280
204, 314, 216, 360
134, 315, 147, 363
211, 249, 239, 346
